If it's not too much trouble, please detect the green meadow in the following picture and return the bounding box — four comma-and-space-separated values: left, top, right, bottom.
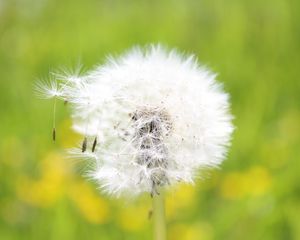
0, 0, 299, 239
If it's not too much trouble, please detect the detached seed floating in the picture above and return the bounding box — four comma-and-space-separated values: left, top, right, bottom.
52, 127, 56, 142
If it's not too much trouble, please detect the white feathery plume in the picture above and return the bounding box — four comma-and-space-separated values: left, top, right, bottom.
35, 78, 63, 99
37, 45, 234, 197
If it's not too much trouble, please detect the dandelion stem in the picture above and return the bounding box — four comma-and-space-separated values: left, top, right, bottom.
52, 97, 57, 141
153, 190, 166, 240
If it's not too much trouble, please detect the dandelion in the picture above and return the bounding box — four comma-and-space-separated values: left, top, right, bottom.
37, 45, 234, 240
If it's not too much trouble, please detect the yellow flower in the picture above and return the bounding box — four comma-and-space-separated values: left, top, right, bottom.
117, 203, 148, 232
166, 183, 196, 219
16, 152, 70, 207
220, 166, 272, 199
68, 181, 109, 224
168, 222, 213, 240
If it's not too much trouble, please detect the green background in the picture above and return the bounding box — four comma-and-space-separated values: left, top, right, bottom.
0, 0, 299, 239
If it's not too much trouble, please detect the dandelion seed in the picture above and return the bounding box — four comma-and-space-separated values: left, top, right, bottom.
92, 137, 97, 152
34, 78, 64, 141
52, 98, 57, 141
52, 127, 56, 142
82, 137, 87, 152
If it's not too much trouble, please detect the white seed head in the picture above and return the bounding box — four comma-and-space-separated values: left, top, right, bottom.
39, 45, 234, 197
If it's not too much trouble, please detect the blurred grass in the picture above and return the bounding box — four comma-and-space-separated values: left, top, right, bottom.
0, 0, 299, 239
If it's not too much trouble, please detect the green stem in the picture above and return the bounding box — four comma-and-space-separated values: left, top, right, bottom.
153, 191, 166, 240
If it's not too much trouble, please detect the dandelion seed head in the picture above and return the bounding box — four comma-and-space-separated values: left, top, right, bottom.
39, 45, 234, 196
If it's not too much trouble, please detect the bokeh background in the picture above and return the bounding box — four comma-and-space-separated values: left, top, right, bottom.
0, 0, 299, 239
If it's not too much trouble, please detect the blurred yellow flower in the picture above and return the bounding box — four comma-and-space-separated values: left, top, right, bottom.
220, 166, 272, 199
16, 149, 109, 224
16, 152, 71, 207
117, 203, 148, 232
247, 166, 272, 196
68, 182, 109, 224
168, 224, 187, 240
168, 222, 213, 240
185, 222, 214, 240
166, 184, 197, 219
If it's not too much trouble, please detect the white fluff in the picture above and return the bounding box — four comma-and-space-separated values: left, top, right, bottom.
37, 45, 234, 196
